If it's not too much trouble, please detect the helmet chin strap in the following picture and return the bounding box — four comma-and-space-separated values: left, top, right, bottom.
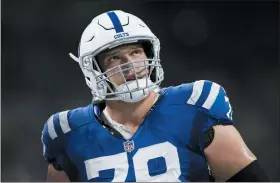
108, 78, 157, 103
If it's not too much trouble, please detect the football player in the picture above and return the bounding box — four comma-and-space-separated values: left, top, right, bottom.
41, 10, 270, 182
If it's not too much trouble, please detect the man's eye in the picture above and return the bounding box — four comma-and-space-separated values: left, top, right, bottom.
110, 55, 120, 61
132, 50, 141, 55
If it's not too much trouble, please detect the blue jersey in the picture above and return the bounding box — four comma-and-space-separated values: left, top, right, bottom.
41, 80, 234, 182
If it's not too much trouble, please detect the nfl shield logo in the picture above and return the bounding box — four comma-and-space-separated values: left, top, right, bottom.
123, 140, 135, 152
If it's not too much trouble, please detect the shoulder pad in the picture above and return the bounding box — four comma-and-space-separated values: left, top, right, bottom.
43, 104, 94, 140
161, 83, 193, 104
186, 80, 233, 121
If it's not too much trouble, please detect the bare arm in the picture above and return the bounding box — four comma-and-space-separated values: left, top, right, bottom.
46, 164, 70, 182
204, 125, 257, 181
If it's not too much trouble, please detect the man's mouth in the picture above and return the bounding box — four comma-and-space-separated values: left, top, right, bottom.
124, 69, 147, 81
125, 74, 145, 81
125, 74, 136, 81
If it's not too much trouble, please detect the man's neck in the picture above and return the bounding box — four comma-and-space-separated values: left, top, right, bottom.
104, 91, 159, 128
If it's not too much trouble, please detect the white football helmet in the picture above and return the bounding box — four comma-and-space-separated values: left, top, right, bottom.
70, 10, 164, 103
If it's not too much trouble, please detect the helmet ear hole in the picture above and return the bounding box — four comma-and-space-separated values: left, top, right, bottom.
150, 67, 156, 82
94, 55, 105, 72
138, 41, 154, 59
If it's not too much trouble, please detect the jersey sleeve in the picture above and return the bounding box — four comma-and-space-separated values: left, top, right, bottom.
41, 110, 71, 171
186, 80, 234, 153
187, 80, 233, 122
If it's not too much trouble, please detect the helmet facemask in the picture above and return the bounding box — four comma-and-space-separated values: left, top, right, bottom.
90, 40, 163, 103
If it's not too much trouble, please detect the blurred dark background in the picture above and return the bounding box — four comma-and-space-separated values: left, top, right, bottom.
1, 0, 279, 181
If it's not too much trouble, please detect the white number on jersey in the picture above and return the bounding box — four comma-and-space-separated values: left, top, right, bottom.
85, 142, 181, 182
225, 96, 233, 120
84, 152, 129, 181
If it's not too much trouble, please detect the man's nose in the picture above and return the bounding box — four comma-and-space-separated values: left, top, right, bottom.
121, 54, 134, 63
119, 55, 133, 71
119, 54, 135, 68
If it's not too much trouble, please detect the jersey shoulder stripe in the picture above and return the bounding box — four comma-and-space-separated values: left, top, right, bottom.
43, 104, 94, 141
186, 80, 205, 105
186, 80, 233, 121
46, 115, 57, 140
59, 111, 71, 134
202, 82, 220, 110
45, 110, 71, 140
187, 80, 221, 110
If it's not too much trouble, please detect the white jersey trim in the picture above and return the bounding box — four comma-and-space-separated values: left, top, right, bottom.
47, 115, 58, 140
59, 110, 71, 134
202, 82, 220, 110
187, 80, 205, 105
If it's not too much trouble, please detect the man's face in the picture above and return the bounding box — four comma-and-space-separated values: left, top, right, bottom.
97, 44, 149, 86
